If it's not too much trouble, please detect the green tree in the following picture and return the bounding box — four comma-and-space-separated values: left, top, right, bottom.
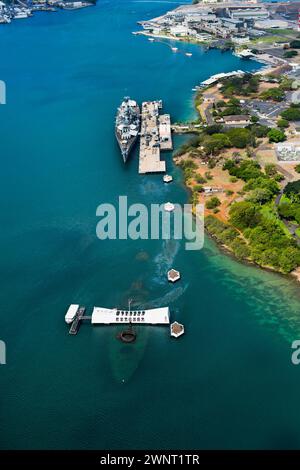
279, 247, 300, 273
195, 174, 207, 184
283, 50, 298, 59
281, 106, 300, 121
290, 40, 300, 49
229, 201, 261, 229
277, 118, 289, 129
267, 128, 286, 143
284, 180, 300, 203
243, 176, 279, 195
204, 124, 223, 135
264, 163, 277, 177
260, 88, 285, 102
206, 197, 221, 210
249, 124, 270, 138
226, 128, 254, 148
246, 188, 273, 204
204, 133, 231, 155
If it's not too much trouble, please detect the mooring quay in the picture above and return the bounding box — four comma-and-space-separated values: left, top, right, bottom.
139, 100, 172, 175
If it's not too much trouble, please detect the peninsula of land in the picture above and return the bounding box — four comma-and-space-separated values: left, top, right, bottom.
134, 0, 300, 279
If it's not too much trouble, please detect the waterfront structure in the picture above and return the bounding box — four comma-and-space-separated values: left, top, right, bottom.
139, 100, 172, 174
0, 0, 95, 26
167, 269, 181, 283
163, 174, 173, 183
159, 114, 173, 151
201, 70, 244, 87
60, 1, 93, 9
65, 304, 79, 324
91, 306, 170, 325
170, 321, 184, 338
164, 202, 175, 212
115, 97, 140, 163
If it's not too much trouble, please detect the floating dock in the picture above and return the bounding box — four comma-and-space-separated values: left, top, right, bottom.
170, 321, 184, 338
164, 202, 175, 212
69, 307, 88, 335
163, 174, 173, 183
139, 101, 172, 174
167, 269, 181, 283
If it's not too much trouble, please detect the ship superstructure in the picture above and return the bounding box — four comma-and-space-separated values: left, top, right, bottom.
115, 97, 140, 163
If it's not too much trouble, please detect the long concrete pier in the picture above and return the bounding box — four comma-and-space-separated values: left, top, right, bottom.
139, 100, 172, 174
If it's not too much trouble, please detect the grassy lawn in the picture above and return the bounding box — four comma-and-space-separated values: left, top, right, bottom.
260, 202, 291, 236
265, 28, 296, 36
251, 35, 288, 45
296, 227, 300, 238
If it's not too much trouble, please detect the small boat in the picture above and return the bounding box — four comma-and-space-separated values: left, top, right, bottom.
148, 37, 155, 42
185, 52, 192, 57
171, 47, 178, 52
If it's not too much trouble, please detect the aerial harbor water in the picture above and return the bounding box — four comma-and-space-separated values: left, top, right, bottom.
2, 0, 300, 450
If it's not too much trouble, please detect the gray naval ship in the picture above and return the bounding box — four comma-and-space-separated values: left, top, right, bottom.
115, 97, 140, 163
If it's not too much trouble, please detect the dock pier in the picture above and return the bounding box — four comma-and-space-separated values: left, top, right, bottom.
69, 307, 88, 335
138, 101, 172, 174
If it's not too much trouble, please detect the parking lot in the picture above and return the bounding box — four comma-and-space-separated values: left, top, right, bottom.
243, 99, 288, 126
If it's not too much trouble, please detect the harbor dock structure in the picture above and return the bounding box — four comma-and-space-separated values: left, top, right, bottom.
65, 304, 80, 324
170, 321, 184, 339
139, 101, 172, 174
167, 269, 181, 283
69, 307, 88, 335
163, 174, 173, 183
200, 70, 244, 87
91, 306, 170, 325
164, 202, 175, 212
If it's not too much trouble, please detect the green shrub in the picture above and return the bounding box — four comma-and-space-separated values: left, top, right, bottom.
206, 196, 221, 209
267, 128, 286, 143
277, 119, 289, 129
229, 201, 261, 229
195, 174, 207, 184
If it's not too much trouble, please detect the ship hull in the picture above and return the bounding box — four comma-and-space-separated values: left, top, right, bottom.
115, 98, 140, 163
115, 130, 138, 163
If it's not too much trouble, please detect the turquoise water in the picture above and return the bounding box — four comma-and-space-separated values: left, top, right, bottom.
1, 0, 300, 450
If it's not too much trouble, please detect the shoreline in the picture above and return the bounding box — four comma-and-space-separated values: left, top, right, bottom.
167, 51, 300, 281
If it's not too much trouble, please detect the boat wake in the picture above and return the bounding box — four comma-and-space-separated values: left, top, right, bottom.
152, 239, 180, 285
